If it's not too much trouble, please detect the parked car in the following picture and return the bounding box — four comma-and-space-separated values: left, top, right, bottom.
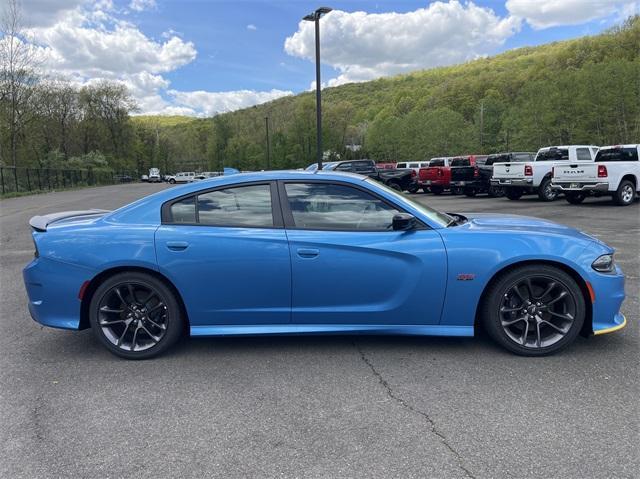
148, 168, 161, 183
492, 145, 599, 201
24, 170, 626, 359
320, 159, 418, 192
140, 174, 149, 182
396, 161, 430, 176
418, 157, 452, 195
166, 172, 196, 184
114, 174, 133, 183
451, 153, 534, 197
552, 144, 639, 206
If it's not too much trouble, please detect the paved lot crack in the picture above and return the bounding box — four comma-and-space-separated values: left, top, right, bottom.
354, 342, 476, 479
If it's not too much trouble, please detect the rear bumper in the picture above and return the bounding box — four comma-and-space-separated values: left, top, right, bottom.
23, 257, 95, 330
551, 182, 609, 192
451, 180, 484, 188
491, 178, 533, 186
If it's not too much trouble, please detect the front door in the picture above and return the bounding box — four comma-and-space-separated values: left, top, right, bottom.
280, 181, 447, 325
155, 182, 291, 326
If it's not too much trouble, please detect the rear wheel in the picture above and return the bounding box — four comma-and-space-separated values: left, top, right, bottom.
464, 188, 476, 197
565, 192, 586, 204
488, 186, 504, 198
408, 184, 419, 194
89, 272, 184, 359
388, 181, 402, 191
169, 178, 176, 184
431, 185, 443, 195
614, 180, 636, 206
538, 177, 558, 201
481, 265, 585, 356
505, 187, 523, 200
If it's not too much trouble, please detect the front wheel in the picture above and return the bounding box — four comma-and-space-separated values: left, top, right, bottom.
388, 181, 402, 191
538, 177, 558, 201
169, 178, 176, 184
89, 272, 185, 359
464, 188, 476, 197
481, 265, 585, 356
431, 185, 443, 195
565, 192, 586, 204
614, 180, 636, 206
408, 184, 419, 194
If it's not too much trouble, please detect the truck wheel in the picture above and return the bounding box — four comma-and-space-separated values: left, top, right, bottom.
450, 187, 459, 195
538, 177, 558, 201
388, 182, 402, 191
488, 186, 504, 198
169, 178, 176, 184
565, 192, 586, 204
431, 186, 443, 195
505, 188, 523, 200
614, 180, 636, 206
464, 188, 476, 197
408, 185, 419, 194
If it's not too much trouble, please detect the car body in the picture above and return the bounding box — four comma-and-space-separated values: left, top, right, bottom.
148, 168, 161, 183
552, 145, 639, 206
167, 172, 196, 184
114, 174, 133, 183
492, 146, 599, 201
140, 174, 149, 182
418, 157, 452, 194
23, 170, 626, 359
451, 153, 534, 197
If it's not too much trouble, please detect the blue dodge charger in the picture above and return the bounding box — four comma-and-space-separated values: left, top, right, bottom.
23, 170, 626, 359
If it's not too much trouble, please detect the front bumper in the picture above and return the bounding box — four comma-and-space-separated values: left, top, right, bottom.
551, 182, 609, 192
588, 263, 626, 336
491, 178, 533, 186
594, 313, 626, 335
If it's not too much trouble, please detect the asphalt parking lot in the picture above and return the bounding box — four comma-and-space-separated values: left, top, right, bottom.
0, 183, 638, 478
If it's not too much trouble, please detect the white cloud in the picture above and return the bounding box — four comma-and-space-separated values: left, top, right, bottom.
129, 0, 157, 12
506, 0, 639, 29
285, 1, 521, 87
247, 24, 257, 31
17, 0, 85, 27
168, 89, 293, 117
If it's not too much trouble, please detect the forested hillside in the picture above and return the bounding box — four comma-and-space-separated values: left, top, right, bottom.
2, 16, 638, 174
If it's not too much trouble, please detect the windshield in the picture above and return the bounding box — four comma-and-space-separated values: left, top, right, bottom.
450, 158, 470, 167
321, 162, 339, 170
429, 159, 445, 167
305, 163, 319, 171
595, 147, 638, 162
365, 178, 452, 227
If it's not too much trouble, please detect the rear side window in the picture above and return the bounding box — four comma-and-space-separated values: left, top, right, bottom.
168, 184, 274, 227
408, 163, 419, 168
335, 162, 353, 172
536, 149, 568, 161
595, 147, 639, 162
429, 159, 444, 167
576, 148, 592, 161
396, 163, 407, 169
513, 153, 532, 162
450, 158, 470, 167
353, 161, 375, 173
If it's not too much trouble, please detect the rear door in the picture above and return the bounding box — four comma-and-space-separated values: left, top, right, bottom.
280, 180, 447, 325
155, 182, 291, 326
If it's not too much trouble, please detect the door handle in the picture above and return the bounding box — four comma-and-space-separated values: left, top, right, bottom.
297, 248, 319, 258
166, 241, 189, 251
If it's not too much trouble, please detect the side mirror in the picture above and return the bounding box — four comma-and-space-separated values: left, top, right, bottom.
392, 213, 416, 231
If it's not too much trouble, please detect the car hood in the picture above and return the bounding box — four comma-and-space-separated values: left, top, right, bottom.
456, 213, 605, 245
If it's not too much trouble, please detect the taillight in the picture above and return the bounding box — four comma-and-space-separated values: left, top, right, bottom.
524, 165, 533, 176
473, 166, 479, 177
598, 165, 607, 177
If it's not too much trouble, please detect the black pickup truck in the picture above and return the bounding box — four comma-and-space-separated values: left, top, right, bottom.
450, 152, 534, 197
318, 160, 418, 192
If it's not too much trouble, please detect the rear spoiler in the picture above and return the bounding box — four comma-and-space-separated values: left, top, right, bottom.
29, 209, 111, 232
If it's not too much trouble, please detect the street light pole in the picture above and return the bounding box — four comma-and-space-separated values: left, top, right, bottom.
303, 7, 332, 171
264, 116, 271, 170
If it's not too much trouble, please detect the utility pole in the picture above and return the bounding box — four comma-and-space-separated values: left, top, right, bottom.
264, 116, 271, 170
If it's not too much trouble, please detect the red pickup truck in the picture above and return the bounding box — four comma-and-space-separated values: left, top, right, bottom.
418, 157, 451, 194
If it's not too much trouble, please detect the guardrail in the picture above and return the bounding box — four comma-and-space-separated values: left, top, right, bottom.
0, 167, 137, 196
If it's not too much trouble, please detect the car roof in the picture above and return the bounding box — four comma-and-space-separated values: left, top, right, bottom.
599, 144, 639, 150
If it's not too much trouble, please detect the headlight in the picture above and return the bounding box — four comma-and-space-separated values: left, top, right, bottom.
592, 254, 614, 273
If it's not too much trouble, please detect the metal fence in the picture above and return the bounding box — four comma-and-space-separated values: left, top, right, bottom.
0, 167, 137, 196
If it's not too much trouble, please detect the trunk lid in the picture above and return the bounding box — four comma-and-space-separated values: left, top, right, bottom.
29, 209, 111, 232
493, 162, 528, 179
553, 164, 598, 182
450, 166, 476, 181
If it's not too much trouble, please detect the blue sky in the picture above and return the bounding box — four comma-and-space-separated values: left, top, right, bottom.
22, 0, 639, 115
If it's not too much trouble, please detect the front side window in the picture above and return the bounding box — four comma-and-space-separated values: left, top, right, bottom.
284, 183, 400, 231
168, 184, 274, 227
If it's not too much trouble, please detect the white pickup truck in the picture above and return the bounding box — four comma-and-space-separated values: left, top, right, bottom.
491, 145, 599, 201
552, 144, 639, 206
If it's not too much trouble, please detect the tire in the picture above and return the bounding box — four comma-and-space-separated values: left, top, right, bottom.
89, 272, 185, 359
565, 192, 586, 204
538, 177, 558, 201
450, 187, 460, 195
431, 185, 443, 195
505, 187, 523, 200
169, 178, 176, 184
408, 185, 419, 194
481, 265, 585, 356
488, 186, 504, 198
388, 182, 402, 191
613, 180, 636, 206
464, 188, 476, 197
